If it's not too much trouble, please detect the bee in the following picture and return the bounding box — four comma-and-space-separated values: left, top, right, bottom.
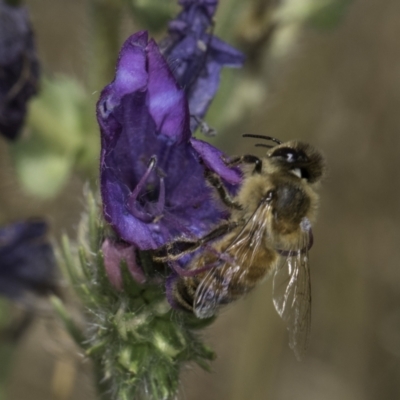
155, 134, 325, 359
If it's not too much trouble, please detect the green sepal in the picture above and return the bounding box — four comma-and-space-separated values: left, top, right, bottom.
50, 296, 87, 348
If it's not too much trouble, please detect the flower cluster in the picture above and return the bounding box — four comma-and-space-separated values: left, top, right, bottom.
0, 0, 40, 140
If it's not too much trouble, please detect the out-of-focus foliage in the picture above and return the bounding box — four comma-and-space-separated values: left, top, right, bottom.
11, 77, 98, 198
0, 299, 9, 327
0, 300, 12, 400
276, 0, 351, 28
5, 0, 351, 200
125, 0, 177, 32
305, 0, 353, 30
206, 0, 353, 144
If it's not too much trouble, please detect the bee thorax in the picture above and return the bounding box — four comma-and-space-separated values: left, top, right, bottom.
273, 183, 311, 229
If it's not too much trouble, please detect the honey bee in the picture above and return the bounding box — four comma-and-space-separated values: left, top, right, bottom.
156, 134, 325, 359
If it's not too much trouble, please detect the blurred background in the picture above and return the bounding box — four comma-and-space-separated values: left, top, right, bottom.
1, 0, 400, 399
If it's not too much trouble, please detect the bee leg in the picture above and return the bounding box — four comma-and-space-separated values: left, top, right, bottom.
190, 115, 217, 137
153, 239, 202, 262
166, 275, 194, 312
199, 221, 238, 244
204, 169, 242, 210
153, 221, 237, 262
223, 154, 262, 174
169, 260, 219, 277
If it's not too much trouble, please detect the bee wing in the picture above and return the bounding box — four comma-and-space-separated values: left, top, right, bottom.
194, 201, 272, 319
272, 227, 311, 360
193, 261, 240, 319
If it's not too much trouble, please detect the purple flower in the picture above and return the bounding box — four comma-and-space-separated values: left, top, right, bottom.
0, 1, 40, 140
0, 220, 57, 299
161, 0, 245, 130
97, 31, 241, 251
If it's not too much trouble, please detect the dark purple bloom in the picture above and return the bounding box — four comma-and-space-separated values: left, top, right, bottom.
0, 0, 40, 140
161, 0, 245, 130
97, 31, 241, 251
0, 220, 57, 299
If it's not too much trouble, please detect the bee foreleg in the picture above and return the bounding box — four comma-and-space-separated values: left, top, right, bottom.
223, 154, 262, 174
204, 169, 242, 210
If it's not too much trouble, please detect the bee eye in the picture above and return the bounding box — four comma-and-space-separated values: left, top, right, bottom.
271, 147, 308, 163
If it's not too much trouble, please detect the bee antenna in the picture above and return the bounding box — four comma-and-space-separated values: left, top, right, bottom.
255, 143, 273, 149
242, 134, 282, 145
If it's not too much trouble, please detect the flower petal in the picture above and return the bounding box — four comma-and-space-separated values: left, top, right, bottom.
190, 138, 242, 184
147, 39, 190, 143
162, 0, 245, 127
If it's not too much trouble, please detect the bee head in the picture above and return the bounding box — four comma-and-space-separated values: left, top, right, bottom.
268, 141, 325, 183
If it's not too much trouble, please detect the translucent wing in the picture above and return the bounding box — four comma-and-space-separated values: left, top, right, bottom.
272, 221, 312, 360
194, 200, 272, 319
193, 260, 243, 318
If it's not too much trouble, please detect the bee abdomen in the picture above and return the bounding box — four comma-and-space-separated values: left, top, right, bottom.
172, 250, 274, 314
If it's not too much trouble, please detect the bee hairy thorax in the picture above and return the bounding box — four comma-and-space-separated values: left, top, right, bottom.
271, 179, 311, 231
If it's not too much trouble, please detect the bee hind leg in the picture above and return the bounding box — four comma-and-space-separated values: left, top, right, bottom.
165, 274, 194, 312
153, 221, 237, 262
169, 260, 219, 277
